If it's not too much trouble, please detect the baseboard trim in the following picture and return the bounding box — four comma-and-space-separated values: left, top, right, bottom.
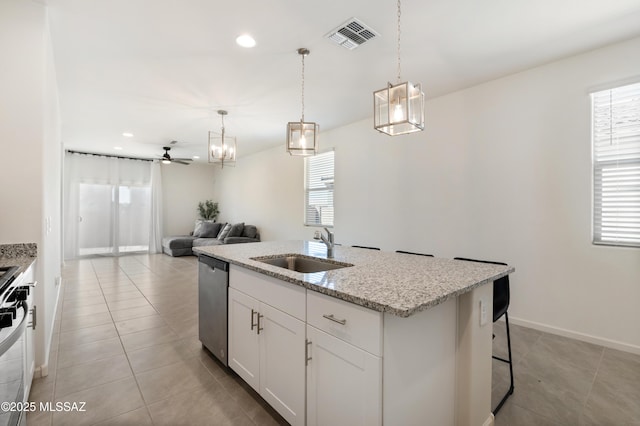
38, 277, 62, 378
483, 413, 495, 426
509, 316, 640, 355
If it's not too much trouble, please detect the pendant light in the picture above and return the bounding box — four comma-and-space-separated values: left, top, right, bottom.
208, 110, 236, 168
373, 0, 425, 136
287, 48, 319, 156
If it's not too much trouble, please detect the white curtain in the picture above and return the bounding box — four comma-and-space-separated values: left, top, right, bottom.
149, 161, 163, 253
63, 152, 162, 259
63, 153, 81, 260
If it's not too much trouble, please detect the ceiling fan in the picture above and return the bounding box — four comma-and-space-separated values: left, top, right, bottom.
159, 146, 192, 165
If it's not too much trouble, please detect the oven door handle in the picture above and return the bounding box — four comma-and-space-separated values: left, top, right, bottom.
0, 300, 28, 357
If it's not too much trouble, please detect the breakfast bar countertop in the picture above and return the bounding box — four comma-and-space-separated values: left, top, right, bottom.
194, 240, 514, 317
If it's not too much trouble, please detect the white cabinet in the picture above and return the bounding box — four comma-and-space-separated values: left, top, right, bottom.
306, 325, 382, 426
228, 267, 306, 426
19, 264, 36, 401
259, 303, 305, 425
306, 290, 382, 356
226, 262, 489, 426
228, 265, 383, 426
228, 287, 260, 389
24, 301, 35, 399
306, 291, 382, 426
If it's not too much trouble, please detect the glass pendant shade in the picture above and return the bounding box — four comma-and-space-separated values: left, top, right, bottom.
286, 120, 319, 156
208, 132, 236, 166
287, 48, 318, 156
374, 81, 425, 136
208, 110, 236, 168
373, 0, 425, 136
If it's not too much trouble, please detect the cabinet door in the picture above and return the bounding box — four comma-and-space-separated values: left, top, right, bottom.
24, 302, 35, 396
259, 303, 306, 426
228, 288, 260, 390
18, 265, 35, 400
306, 325, 382, 426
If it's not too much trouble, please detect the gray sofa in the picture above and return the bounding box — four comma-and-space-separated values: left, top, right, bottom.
162, 221, 260, 257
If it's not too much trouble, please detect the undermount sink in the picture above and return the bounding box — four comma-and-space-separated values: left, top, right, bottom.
252, 254, 353, 273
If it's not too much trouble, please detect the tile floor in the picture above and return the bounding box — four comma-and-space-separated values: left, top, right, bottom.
27, 254, 287, 426
492, 319, 640, 425
25, 254, 640, 425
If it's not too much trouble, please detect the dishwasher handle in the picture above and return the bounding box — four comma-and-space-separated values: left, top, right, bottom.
199, 255, 229, 272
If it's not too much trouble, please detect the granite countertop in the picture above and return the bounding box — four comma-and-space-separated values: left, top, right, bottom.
194, 240, 515, 317
0, 243, 37, 274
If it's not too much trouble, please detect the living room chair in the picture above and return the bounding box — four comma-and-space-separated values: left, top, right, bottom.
395, 250, 434, 257
453, 256, 513, 415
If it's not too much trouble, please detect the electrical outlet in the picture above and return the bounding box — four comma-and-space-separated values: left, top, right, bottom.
480, 299, 488, 326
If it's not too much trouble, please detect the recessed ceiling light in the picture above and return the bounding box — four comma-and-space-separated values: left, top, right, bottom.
192, 156, 200, 159
114, 146, 123, 150
122, 132, 134, 138
236, 34, 256, 48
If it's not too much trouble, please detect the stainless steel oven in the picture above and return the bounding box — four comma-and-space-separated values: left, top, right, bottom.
0, 266, 29, 426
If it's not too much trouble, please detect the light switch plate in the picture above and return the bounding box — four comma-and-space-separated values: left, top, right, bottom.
480, 299, 488, 326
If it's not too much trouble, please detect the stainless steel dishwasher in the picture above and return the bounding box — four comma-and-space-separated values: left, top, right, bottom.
198, 255, 229, 366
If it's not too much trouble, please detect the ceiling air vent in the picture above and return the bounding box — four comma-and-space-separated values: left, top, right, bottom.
326, 18, 378, 50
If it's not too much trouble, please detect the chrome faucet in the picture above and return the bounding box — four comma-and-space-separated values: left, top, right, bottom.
314, 227, 335, 258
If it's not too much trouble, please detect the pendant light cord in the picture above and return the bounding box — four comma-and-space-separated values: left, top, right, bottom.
397, 0, 402, 83
301, 53, 306, 122
220, 113, 225, 145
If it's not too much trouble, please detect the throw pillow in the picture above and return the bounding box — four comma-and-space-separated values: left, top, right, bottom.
217, 223, 232, 240
193, 220, 204, 237
227, 222, 245, 238
193, 219, 215, 237
199, 222, 223, 238
242, 225, 258, 239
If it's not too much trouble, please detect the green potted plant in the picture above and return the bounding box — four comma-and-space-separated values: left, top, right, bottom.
197, 200, 220, 221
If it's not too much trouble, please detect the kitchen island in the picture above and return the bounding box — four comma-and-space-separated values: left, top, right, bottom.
194, 241, 514, 426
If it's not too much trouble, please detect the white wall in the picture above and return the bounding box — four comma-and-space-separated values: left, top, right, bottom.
41, 11, 63, 374
161, 163, 217, 236
212, 37, 640, 353
211, 147, 305, 241
0, 0, 44, 243
0, 0, 63, 373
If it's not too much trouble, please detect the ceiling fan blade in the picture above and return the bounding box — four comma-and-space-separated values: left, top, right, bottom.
172, 160, 191, 165
172, 158, 193, 161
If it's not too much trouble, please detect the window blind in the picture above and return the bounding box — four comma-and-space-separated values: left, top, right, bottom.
591, 81, 640, 247
305, 151, 334, 226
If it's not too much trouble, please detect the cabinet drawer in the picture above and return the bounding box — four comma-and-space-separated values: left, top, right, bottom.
307, 291, 382, 356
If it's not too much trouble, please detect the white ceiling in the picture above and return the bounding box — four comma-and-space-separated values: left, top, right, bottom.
47, 0, 640, 162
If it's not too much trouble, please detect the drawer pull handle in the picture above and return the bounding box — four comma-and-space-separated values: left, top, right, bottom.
30, 305, 37, 330
257, 313, 264, 334
250, 309, 258, 331
322, 314, 346, 325
305, 339, 312, 365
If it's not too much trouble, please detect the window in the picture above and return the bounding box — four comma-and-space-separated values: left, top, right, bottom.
305, 151, 334, 226
591, 81, 640, 247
